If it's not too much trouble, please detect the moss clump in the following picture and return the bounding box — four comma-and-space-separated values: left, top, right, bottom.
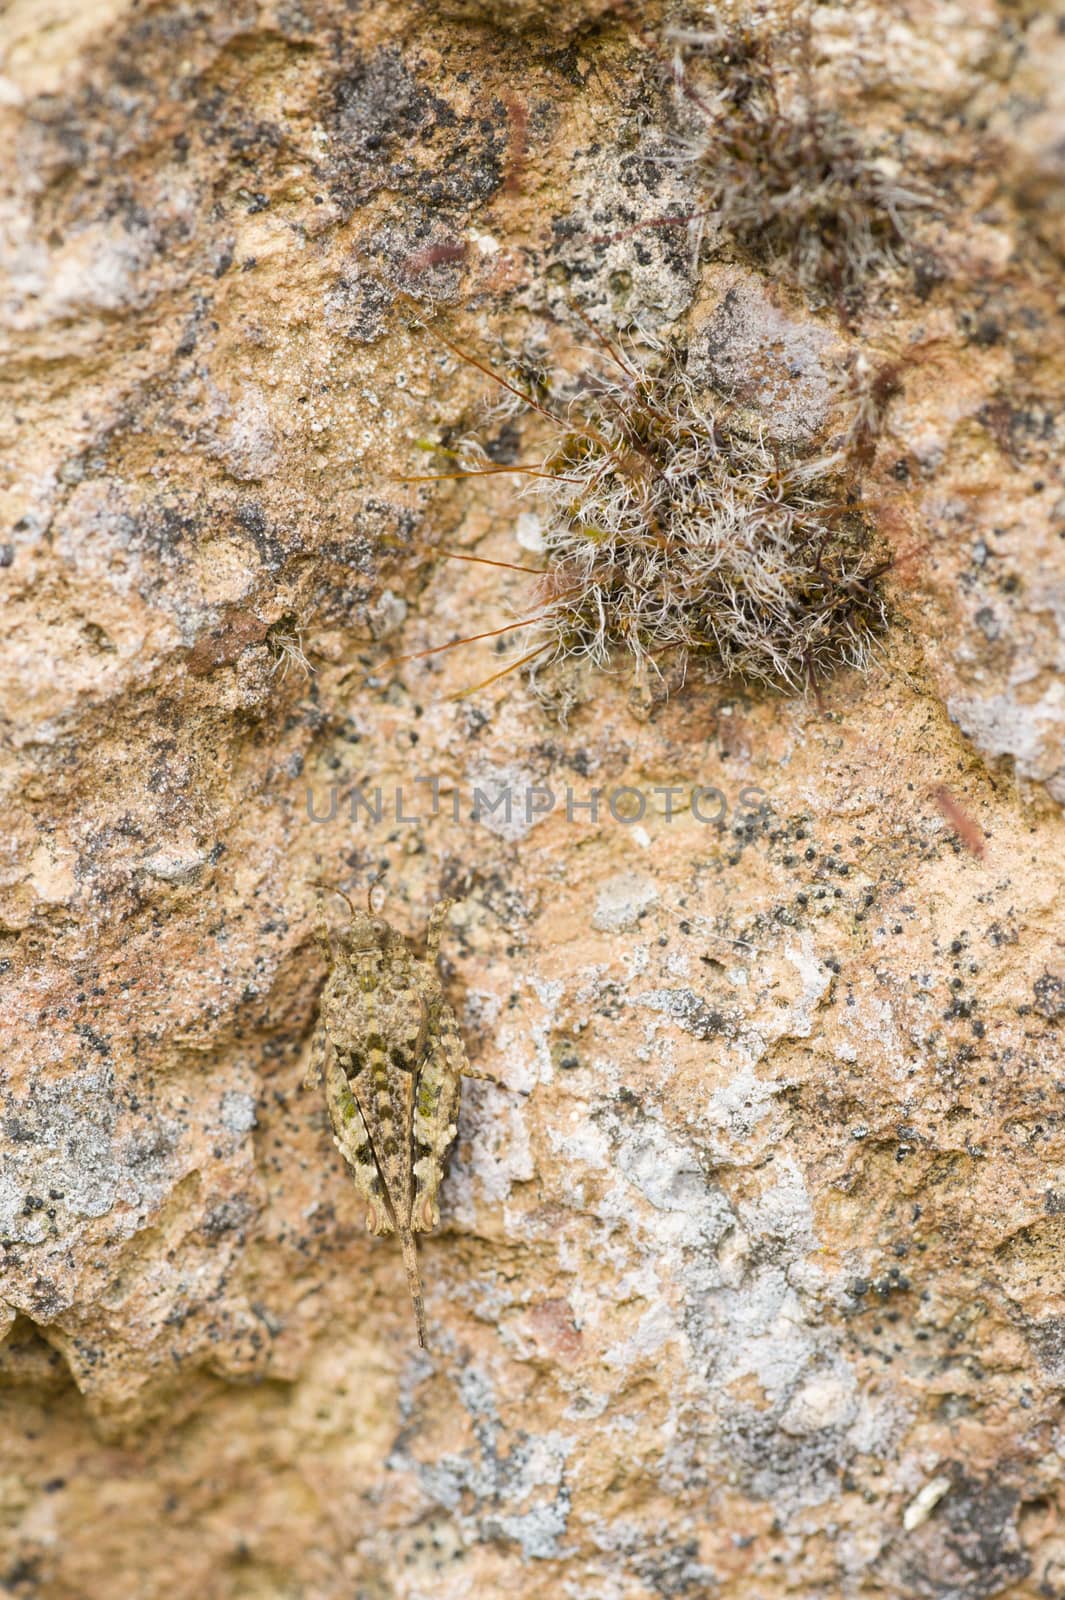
514, 339, 886, 695
672, 14, 928, 297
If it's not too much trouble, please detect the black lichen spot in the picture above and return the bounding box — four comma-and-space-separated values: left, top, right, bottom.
900, 1470, 1030, 1600
653, 989, 729, 1040
636, 1539, 712, 1597
233, 500, 287, 570
326, 50, 504, 217
1029, 1314, 1065, 1378
330, 49, 430, 204
1033, 972, 1065, 1021
74, 1022, 112, 1058
127, 500, 200, 562
328, 272, 398, 345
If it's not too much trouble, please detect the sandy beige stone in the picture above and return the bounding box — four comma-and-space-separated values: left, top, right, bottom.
2, 1, 1065, 1597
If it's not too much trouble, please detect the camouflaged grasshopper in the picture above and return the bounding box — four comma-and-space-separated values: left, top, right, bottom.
305, 887, 492, 1348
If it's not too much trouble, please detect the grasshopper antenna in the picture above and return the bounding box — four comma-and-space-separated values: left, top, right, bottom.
308, 880, 358, 918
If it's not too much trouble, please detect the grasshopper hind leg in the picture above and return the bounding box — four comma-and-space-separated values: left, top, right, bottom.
412, 1034, 462, 1235
324, 1050, 392, 1237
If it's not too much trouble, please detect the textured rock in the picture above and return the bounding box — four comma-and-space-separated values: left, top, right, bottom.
2, 1, 1065, 1597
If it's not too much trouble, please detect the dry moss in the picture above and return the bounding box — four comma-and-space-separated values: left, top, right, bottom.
441, 329, 888, 698
671, 12, 930, 298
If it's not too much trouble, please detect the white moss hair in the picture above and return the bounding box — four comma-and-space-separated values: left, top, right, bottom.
514, 338, 887, 694
267, 621, 314, 680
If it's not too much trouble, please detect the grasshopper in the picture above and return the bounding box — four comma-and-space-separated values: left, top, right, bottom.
306, 888, 492, 1347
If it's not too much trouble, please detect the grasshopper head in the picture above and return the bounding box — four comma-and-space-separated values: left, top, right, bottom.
344, 911, 393, 954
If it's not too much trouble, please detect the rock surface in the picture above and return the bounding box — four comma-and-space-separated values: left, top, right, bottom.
2, 1, 1065, 1596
